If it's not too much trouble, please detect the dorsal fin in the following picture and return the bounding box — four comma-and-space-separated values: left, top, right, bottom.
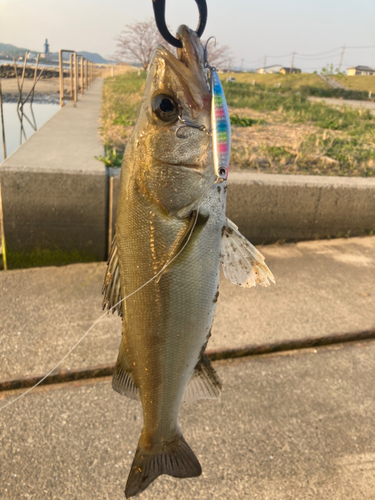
102, 235, 123, 316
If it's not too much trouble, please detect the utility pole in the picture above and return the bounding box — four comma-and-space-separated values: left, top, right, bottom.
290, 52, 296, 73
263, 55, 267, 73
338, 45, 346, 73
241, 58, 244, 72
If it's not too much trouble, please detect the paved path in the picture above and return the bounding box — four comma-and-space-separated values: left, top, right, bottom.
1, 236, 375, 498
1, 341, 374, 499
308, 95, 375, 114
1, 78, 104, 171
317, 74, 347, 90
1, 237, 374, 382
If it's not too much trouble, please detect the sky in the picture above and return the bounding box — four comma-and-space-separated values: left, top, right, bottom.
1, 0, 374, 72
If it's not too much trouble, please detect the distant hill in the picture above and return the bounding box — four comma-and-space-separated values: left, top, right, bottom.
77, 51, 109, 64
0, 43, 109, 64
0, 43, 31, 56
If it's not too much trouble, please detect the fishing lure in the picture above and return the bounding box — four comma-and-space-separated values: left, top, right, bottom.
210, 68, 231, 181
175, 46, 232, 183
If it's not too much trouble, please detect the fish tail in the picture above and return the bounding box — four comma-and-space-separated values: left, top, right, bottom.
125, 432, 202, 498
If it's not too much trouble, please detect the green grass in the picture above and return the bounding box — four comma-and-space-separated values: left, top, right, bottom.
223, 81, 375, 131
95, 145, 123, 168
101, 71, 375, 176
222, 72, 329, 90
99, 72, 146, 159
7, 247, 98, 269
331, 75, 375, 94
230, 114, 264, 127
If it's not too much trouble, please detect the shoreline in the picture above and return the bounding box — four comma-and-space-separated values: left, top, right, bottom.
0, 77, 61, 104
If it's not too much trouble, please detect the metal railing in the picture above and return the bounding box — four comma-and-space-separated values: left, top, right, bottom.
59, 50, 96, 108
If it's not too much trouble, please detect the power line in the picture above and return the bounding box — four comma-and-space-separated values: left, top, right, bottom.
295, 47, 342, 57
295, 52, 342, 61
346, 44, 375, 49
240, 43, 375, 69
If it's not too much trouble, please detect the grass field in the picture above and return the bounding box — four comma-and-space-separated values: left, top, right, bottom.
99, 72, 375, 177
222, 72, 330, 90
331, 75, 375, 93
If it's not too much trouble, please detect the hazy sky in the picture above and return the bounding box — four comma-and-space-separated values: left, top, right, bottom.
1, 0, 374, 71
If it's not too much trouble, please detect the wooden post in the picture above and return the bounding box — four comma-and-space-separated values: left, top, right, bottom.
59, 50, 64, 107
74, 53, 78, 102
108, 175, 114, 256
69, 53, 74, 98
80, 57, 84, 95
0, 77, 6, 161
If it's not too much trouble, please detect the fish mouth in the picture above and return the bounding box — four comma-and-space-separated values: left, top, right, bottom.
151, 155, 206, 173
157, 25, 209, 94
176, 25, 206, 73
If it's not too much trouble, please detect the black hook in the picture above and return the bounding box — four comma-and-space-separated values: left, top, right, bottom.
152, 0, 208, 48
176, 115, 211, 138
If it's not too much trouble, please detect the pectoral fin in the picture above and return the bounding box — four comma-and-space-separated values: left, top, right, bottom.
221, 218, 275, 288
183, 352, 222, 403
102, 235, 123, 316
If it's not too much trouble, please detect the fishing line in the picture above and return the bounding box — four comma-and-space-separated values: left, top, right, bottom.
0, 210, 200, 413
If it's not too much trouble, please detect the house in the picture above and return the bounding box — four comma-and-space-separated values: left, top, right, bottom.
257, 64, 283, 74
280, 67, 301, 75
347, 66, 375, 76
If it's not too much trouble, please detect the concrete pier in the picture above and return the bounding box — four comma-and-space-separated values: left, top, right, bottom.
1, 236, 374, 498
0, 79, 106, 267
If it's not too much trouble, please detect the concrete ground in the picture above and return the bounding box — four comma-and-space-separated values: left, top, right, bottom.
1, 342, 374, 499
1, 237, 375, 498
1, 236, 374, 382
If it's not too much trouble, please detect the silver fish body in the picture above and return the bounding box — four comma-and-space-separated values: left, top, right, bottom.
103, 24, 275, 498
113, 26, 224, 497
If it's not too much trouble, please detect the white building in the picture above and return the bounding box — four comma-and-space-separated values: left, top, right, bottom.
257, 64, 283, 74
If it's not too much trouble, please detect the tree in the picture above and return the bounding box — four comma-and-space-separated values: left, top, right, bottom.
115, 19, 167, 70
203, 41, 233, 71
115, 19, 233, 72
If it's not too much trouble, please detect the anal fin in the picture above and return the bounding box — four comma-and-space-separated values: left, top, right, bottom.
112, 339, 140, 401
184, 352, 222, 403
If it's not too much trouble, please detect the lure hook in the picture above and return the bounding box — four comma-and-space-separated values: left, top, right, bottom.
176, 115, 211, 138
204, 36, 217, 72
152, 0, 208, 48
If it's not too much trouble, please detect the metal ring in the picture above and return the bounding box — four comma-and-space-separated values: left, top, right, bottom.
152, 0, 208, 48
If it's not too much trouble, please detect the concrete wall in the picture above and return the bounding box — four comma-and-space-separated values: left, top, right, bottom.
110, 172, 375, 245
1, 167, 107, 265
2, 168, 374, 268
225, 173, 375, 243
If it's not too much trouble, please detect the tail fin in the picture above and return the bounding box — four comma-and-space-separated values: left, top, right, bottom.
125, 433, 201, 498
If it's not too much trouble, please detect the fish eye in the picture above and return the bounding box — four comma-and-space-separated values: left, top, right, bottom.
152, 94, 178, 122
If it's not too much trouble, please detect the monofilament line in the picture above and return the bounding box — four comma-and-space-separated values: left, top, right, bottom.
0, 210, 199, 413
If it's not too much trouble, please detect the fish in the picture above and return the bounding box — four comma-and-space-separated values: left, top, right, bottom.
102, 24, 275, 498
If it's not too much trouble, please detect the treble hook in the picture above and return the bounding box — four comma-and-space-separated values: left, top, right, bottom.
204, 36, 217, 72
176, 115, 211, 138
152, 0, 208, 48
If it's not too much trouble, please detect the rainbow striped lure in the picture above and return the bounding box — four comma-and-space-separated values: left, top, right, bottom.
211, 70, 231, 181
